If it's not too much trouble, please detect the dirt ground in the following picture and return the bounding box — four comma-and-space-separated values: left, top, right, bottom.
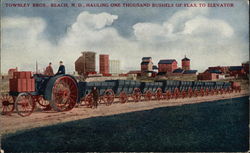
0, 90, 248, 135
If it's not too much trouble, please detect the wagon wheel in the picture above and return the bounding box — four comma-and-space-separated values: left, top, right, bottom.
219, 89, 224, 95
173, 88, 180, 99
144, 90, 153, 101
36, 96, 50, 107
132, 88, 141, 102
188, 88, 193, 98
165, 90, 171, 100
155, 88, 163, 100
104, 89, 115, 106
215, 89, 219, 95
200, 88, 205, 97
193, 89, 199, 97
15, 93, 36, 117
0, 94, 15, 115
181, 91, 186, 99
225, 88, 229, 94
50, 76, 78, 111
35, 96, 52, 111
210, 89, 215, 95
84, 94, 93, 108
119, 92, 128, 104
205, 88, 210, 96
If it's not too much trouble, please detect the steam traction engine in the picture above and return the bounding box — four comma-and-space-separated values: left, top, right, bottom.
1, 72, 78, 116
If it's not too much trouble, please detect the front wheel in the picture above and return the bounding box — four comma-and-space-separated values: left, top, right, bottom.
15, 93, 36, 117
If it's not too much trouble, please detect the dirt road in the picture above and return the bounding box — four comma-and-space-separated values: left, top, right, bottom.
0, 90, 248, 135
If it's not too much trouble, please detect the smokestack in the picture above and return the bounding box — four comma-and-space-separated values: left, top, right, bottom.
36, 61, 38, 74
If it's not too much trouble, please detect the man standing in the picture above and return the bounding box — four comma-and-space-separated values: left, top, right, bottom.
91, 87, 99, 108
56, 61, 65, 75
44, 62, 54, 76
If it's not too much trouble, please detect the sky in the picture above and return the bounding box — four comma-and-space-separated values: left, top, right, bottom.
1, 0, 249, 74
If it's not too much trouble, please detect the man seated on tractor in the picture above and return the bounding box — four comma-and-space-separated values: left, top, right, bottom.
44, 62, 54, 76
56, 61, 65, 75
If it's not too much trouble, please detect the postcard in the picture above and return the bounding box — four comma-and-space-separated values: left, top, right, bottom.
0, 0, 249, 152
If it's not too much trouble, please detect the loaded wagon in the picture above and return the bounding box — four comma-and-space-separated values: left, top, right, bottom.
105, 80, 141, 103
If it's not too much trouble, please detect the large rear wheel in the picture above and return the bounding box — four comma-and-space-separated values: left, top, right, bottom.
50, 76, 78, 111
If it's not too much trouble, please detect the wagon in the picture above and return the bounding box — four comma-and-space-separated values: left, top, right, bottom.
78, 81, 115, 107
105, 80, 141, 103
140, 82, 164, 101
178, 81, 193, 98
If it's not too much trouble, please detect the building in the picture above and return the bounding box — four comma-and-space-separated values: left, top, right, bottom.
99, 54, 109, 74
141, 57, 153, 72
127, 70, 141, 77
228, 66, 246, 77
197, 72, 219, 80
75, 51, 96, 75
167, 68, 197, 77
242, 61, 249, 74
109, 60, 121, 74
181, 56, 190, 70
207, 66, 229, 74
158, 59, 177, 73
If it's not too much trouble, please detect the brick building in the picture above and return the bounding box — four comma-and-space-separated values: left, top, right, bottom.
158, 59, 177, 73
75, 51, 96, 75
99, 54, 109, 74
181, 56, 190, 70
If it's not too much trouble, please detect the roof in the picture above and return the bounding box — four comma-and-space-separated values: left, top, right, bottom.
141, 61, 150, 65
153, 65, 158, 70
183, 70, 197, 74
208, 69, 222, 74
173, 68, 184, 73
229, 66, 243, 71
158, 59, 176, 64
142, 57, 151, 60
182, 57, 190, 61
